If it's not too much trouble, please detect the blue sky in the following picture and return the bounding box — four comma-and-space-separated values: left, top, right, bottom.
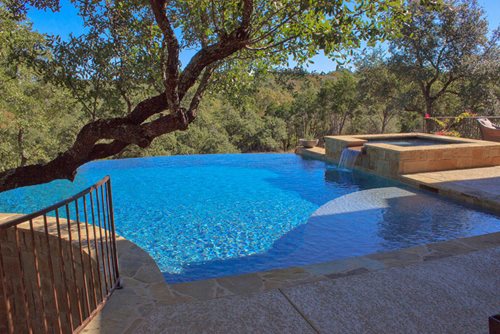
28, 0, 500, 73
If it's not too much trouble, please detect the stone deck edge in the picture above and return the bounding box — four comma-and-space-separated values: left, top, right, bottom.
163, 231, 500, 302
295, 146, 327, 161
399, 172, 500, 215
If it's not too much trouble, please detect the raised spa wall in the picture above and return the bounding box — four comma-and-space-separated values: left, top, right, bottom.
324, 133, 500, 178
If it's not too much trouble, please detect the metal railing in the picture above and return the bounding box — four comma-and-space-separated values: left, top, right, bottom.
0, 176, 120, 334
424, 116, 500, 139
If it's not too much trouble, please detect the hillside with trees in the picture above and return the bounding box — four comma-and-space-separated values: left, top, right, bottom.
0, 0, 498, 191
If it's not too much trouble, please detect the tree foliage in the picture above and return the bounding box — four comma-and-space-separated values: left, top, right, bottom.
0, 0, 410, 191
389, 0, 499, 115
0, 6, 77, 171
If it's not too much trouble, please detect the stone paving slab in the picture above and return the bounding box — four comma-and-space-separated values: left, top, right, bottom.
295, 146, 327, 161
133, 247, 500, 333
82, 238, 171, 334
281, 247, 500, 334
0, 213, 22, 222
401, 166, 500, 213
161, 233, 500, 304
136, 290, 316, 334
167, 266, 325, 302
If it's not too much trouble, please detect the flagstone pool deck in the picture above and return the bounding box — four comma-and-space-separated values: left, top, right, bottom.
140, 246, 500, 334
401, 166, 500, 214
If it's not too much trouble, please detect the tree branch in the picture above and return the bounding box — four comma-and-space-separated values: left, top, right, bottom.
178, 0, 254, 100
433, 73, 460, 100
188, 64, 216, 119
149, 0, 180, 109
245, 35, 298, 51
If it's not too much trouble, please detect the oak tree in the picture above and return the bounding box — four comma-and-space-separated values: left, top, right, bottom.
0, 0, 408, 192
389, 0, 498, 116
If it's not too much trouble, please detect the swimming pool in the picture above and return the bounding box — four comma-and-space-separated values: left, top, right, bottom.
0, 153, 499, 283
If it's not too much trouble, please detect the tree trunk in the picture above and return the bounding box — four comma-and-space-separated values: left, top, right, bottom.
17, 128, 27, 167
339, 113, 349, 135
330, 114, 339, 135
381, 108, 390, 133
425, 98, 433, 116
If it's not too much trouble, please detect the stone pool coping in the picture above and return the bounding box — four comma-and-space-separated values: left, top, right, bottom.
400, 166, 500, 215
78, 229, 500, 333
295, 146, 328, 161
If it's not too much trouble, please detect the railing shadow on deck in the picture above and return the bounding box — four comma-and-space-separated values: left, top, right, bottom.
0, 176, 121, 334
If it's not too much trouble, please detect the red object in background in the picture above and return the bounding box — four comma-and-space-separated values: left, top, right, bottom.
424, 113, 431, 119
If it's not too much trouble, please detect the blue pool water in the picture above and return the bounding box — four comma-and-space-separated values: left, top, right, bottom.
0, 153, 499, 283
